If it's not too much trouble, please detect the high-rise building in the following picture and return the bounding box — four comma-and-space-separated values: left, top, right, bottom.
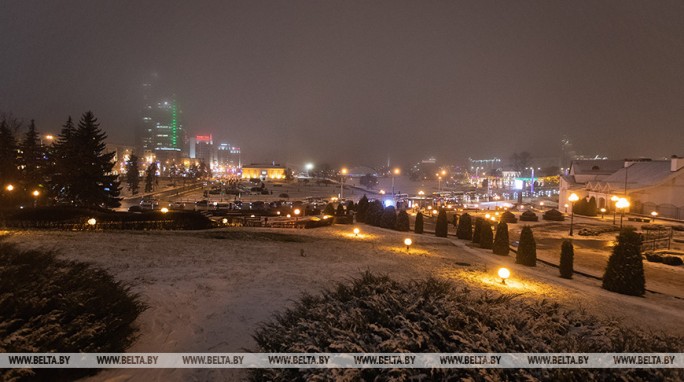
138, 80, 185, 162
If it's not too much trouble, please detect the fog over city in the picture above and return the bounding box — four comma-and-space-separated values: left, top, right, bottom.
2, 1, 684, 165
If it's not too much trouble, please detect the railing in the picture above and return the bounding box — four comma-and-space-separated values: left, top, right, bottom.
641, 227, 673, 252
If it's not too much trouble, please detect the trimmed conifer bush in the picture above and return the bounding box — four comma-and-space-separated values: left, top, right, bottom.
396, 210, 410, 232
356, 195, 369, 222
560, 240, 574, 279
435, 209, 448, 237
472, 218, 482, 243
456, 213, 472, 240
542, 209, 565, 221
323, 203, 336, 216
336, 204, 345, 216
520, 210, 539, 222
501, 211, 517, 223
380, 206, 397, 229
366, 200, 383, 226
414, 212, 424, 234
492, 222, 510, 256
250, 272, 684, 382
516, 226, 536, 266
452, 214, 458, 227
479, 221, 493, 249
602, 228, 645, 296
0, 243, 145, 381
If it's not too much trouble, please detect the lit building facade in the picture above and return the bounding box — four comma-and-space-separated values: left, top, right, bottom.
241, 164, 286, 180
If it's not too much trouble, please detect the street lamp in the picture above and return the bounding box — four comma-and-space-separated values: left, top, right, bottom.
340, 168, 348, 198
6, 184, 14, 192
651, 211, 658, 223
353, 228, 360, 237
616, 198, 630, 229
392, 168, 400, 195
600, 208, 606, 219
568, 193, 579, 236
610, 195, 619, 225
294, 208, 301, 221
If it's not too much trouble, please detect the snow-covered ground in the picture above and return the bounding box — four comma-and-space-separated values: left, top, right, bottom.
4, 225, 684, 381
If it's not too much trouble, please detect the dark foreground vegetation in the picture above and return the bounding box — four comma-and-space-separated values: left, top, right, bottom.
252, 272, 683, 382
0, 242, 145, 381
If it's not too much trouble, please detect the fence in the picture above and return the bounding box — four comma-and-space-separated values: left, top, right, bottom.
641, 227, 673, 252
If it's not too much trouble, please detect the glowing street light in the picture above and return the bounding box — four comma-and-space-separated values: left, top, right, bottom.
340, 168, 348, 198
611, 195, 619, 225
5, 184, 14, 192
353, 228, 360, 237
651, 211, 658, 223
222, 218, 228, 225
391, 168, 400, 195
160, 207, 169, 213
32, 190, 40, 197
379, 190, 386, 195
418, 190, 425, 196
498, 268, 510, 284
404, 238, 412, 252
568, 193, 579, 236
294, 208, 301, 222
616, 198, 630, 229
600, 208, 606, 219
87, 218, 97, 226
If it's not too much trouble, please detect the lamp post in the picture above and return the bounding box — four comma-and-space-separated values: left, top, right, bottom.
616, 198, 630, 229
32, 190, 40, 208
600, 208, 606, 220
391, 168, 400, 195
611, 195, 619, 225
294, 208, 301, 222
568, 193, 579, 236
340, 168, 347, 199
651, 211, 658, 223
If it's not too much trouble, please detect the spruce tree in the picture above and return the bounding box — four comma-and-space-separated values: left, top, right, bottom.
145, 163, 158, 193
435, 208, 448, 237
516, 226, 537, 266
0, 120, 19, 191
380, 206, 397, 229
414, 212, 424, 234
472, 218, 482, 243
602, 228, 645, 296
479, 221, 493, 249
70, 112, 120, 208
336, 203, 345, 216
20, 120, 44, 193
587, 197, 598, 216
396, 210, 410, 232
324, 203, 336, 216
456, 213, 473, 240
492, 222, 510, 256
50, 116, 78, 202
356, 195, 369, 222
125, 155, 141, 195
560, 240, 574, 279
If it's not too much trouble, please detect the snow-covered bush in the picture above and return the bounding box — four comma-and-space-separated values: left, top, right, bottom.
251, 272, 683, 381
603, 228, 645, 296
0, 243, 145, 381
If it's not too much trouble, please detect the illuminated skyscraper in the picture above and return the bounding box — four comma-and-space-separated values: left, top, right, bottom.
138, 79, 185, 161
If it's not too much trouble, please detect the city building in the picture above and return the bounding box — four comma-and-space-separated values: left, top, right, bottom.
105, 143, 135, 175
138, 81, 185, 162
560, 157, 684, 220
241, 164, 286, 180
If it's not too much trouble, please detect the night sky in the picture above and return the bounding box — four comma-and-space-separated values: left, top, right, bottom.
1, 1, 683, 167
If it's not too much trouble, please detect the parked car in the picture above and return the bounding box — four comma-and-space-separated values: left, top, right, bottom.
140, 198, 159, 210
194, 200, 212, 211
169, 201, 186, 210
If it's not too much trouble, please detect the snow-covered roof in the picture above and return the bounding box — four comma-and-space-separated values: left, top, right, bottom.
570, 160, 624, 175
587, 161, 675, 192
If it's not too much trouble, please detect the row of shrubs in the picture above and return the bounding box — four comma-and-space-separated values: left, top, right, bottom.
2, 207, 214, 230
645, 252, 684, 266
